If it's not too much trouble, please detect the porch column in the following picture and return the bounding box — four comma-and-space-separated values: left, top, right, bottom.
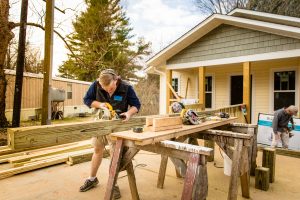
166, 69, 172, 113
198, 67, 205, 110
243, 62, 251, 123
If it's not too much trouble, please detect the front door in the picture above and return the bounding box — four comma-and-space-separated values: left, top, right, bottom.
230, 75, 243, 105
230, 75, 252, 121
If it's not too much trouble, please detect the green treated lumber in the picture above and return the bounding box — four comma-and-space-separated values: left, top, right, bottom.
67, 147, 110, 166
0, 156, 68, 180
262, 148, 276, 183
9, 140, 92, 164
7, 117, 145, 150
258, 145, 300, 158
255, 167, 269, 191
0, 140, 91, 163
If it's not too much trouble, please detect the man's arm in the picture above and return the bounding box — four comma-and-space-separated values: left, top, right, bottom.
120, 86, 141, 121
272, 112, 279, 133
83, 81, 107, 109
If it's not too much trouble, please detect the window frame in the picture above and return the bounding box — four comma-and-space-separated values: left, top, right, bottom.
270, 67, 298, 112
67, 83, 73, 100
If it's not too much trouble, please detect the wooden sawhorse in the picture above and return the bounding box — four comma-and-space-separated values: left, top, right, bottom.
158, 129, 253, 200
104, 139, 213, 200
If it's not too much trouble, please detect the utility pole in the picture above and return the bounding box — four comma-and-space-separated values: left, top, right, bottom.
41, 0, 54, 125
12, 0, 29, 127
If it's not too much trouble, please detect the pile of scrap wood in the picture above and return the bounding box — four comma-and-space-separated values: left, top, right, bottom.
0, 117, 145, 180
0, 140, 109, 180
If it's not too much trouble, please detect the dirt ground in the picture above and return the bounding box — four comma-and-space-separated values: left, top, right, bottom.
1, 146, 300, 200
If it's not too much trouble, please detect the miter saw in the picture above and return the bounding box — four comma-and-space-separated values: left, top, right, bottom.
93, 103, 125, 120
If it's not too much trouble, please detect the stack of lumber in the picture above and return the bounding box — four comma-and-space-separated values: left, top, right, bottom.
0, 140, 109, 180
145, 116, 182, 132
0, 117, 146, 180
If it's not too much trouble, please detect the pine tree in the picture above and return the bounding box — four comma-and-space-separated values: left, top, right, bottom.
58, 0, 150, 82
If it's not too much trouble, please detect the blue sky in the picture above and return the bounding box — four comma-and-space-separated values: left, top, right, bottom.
10, 0, 207, 77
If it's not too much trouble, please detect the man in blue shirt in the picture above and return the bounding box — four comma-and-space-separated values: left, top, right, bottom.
80, 69, 141, 199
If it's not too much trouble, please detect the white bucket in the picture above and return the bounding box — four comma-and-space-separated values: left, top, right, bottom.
222, 151, 232, 176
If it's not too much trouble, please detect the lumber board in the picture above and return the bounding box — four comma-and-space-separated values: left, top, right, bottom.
153, 116, 182, 128
111, 118, 237, 146
7, 117, 145, 150
0, 140, 90, 163
67, 148, 109, 166
0, 156, 68, 179
8, 140, 91, 164
151, 124, 183, 132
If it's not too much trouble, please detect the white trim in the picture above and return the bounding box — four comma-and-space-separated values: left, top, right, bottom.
204, 74, 215, 110
147, 13, 300, 68
269, 67, 299, 113
228, 8, 300, 26
166, 49, 300, 70
4, 69, 92, 85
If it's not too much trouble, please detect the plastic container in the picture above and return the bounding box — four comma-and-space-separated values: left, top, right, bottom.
222, 151, 232, 176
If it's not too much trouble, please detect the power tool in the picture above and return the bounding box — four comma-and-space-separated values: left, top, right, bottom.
94, 103, 125, 120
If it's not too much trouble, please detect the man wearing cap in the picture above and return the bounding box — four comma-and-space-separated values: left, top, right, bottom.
272, 105, 298, 149
80, 69, 141, 199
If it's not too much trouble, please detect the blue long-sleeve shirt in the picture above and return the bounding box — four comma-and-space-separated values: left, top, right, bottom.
83, 81, 141, 111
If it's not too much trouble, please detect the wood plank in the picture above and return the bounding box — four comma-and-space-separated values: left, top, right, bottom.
201, 129, 252, 139
255, 167, 270, 191
0, 156, 68, 180
8, 140, 91, 164
8, 117, 145, 150
153, 116, 182, 128
157, 155, 168, 189
0, 140, 90, 163
111, 118, 237, 146
160, 140, 212, 155
228, 139, 243, 200
151, 124, 182, 132
262, 148, 276, 183
192, 155, 208, 200
243, 62, 251, 123
67, 148, 95, 166
104, 139, 124, 200
126, 161, 140, 200
166, 69, 172, 113
198, 67, 205, 107
181, 153, 200, 200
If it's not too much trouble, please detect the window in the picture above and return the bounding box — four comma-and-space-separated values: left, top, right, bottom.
205, 76, 213, 108
172, 78, 179, 93
274, 71, 295, 110
67, 84, 72, 99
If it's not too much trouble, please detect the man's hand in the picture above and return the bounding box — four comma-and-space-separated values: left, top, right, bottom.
274, 132, 280, 140
99, 103, 108, 109
119, 112, 131, 122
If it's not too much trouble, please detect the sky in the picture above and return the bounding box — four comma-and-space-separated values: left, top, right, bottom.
10, 0, 207, 77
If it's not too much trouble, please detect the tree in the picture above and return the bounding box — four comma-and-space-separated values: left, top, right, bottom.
0, 0, 13, 127
6, 40, 43, 74
134, 74, 160, 116
195, 0, 248, 15
58, 0, 151, 82
247, 0, 300, 17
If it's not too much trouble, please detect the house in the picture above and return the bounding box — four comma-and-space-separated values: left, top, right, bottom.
5, 70, 92, 121
146, 8, 300, 123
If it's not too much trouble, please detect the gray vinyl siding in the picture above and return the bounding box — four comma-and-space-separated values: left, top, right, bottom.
167, 24, 300, 65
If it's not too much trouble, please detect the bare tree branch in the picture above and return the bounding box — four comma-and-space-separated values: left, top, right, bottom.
12, 22, 86, 66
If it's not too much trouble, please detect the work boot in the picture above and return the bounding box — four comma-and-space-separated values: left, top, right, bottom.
113, 185, 121, 199
79, 177, 99, 192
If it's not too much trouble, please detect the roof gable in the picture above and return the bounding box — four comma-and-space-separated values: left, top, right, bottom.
167, 24, 300, 65
146, 9, 300, 69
